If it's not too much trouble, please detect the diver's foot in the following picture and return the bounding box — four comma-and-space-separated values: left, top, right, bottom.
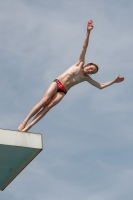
18, 122, 26, 131
22, 124, 32, 132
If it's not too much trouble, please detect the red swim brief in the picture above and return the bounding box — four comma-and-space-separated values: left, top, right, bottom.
53, 79, 67, 94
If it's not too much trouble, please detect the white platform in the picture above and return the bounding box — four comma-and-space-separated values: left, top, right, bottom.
0, 128, 43, 191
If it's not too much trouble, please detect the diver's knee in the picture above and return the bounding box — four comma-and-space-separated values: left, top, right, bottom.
41, 95, 51, 105
47, 101, 56, 109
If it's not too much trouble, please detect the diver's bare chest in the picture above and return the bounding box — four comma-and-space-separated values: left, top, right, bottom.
71, 74, 85, 83
70, 67, 85, 80
59, 65, 86, 83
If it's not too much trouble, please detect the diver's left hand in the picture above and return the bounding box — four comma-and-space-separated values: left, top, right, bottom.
114, 75, 124, 83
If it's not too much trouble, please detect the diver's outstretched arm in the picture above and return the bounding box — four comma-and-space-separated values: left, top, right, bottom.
87, 75, 124, 89
79, 20, 93, 63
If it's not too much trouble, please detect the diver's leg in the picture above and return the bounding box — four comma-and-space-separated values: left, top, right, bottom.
18, 82, 58, 131
22, 92, 65, 132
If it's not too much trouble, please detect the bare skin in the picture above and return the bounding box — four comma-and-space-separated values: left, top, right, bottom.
18, 20, 124, 132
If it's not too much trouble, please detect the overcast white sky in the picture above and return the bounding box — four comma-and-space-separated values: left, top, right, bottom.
0, 0, 133, 199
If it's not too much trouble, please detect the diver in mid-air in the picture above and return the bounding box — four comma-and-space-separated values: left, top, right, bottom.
18, 20, 124, 132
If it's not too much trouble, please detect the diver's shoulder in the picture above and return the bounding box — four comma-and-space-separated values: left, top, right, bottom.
74, 61, 85, 67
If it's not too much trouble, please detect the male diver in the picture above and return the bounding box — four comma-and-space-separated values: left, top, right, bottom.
18, 20, 124, 132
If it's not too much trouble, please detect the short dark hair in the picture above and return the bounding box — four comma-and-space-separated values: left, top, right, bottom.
86, 63, 99, 73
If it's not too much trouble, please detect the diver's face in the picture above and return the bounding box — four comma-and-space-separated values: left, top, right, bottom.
84, 64, 97, 75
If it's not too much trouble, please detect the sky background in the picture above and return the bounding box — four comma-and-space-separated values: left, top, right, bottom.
0, 0, 133, 199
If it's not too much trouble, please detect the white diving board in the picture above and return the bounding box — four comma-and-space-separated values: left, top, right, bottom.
0, 128, 43, 191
